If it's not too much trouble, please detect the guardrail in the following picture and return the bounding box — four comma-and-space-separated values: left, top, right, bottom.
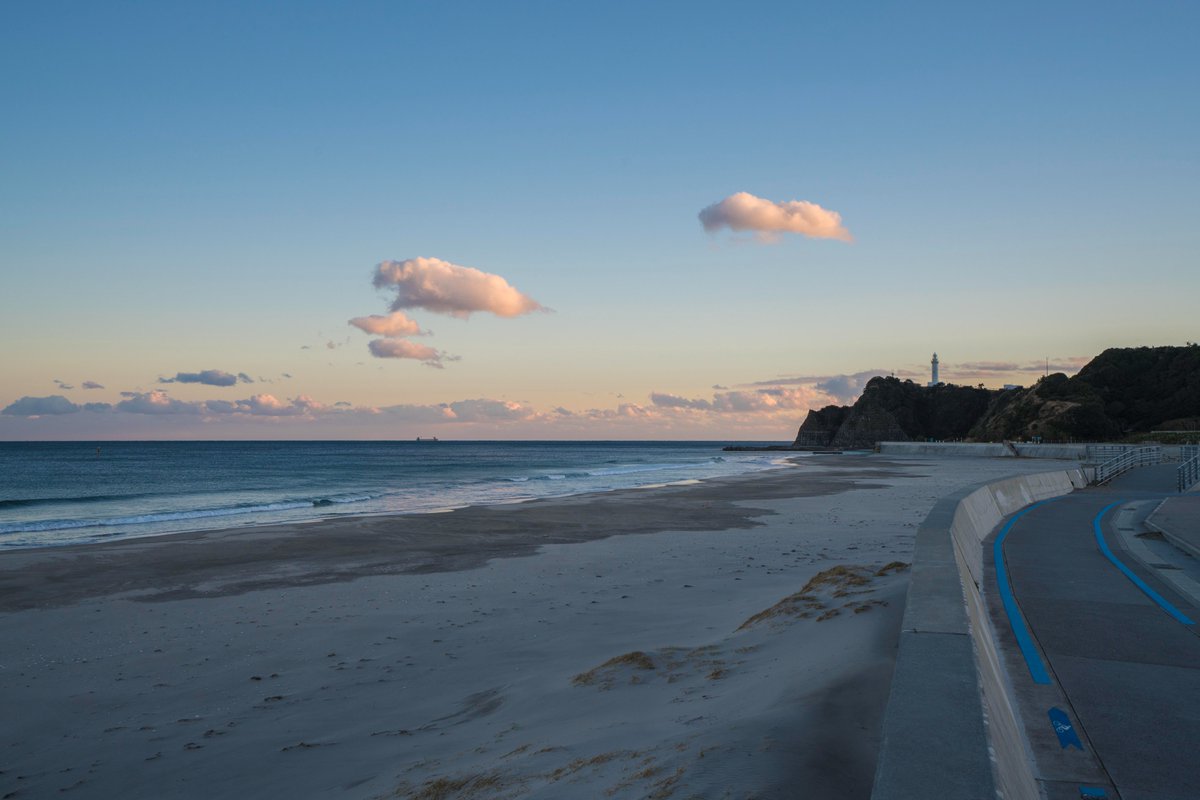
1182, 445, 1200, 462
1180, 454, 1200, 493
1086, 444, 1132, 462
1092, 446, 1162, 485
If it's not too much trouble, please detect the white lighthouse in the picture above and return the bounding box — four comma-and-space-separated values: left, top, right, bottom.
929, 353, 940, 387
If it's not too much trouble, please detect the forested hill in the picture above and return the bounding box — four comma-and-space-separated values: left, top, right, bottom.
793, 345, 1200, 447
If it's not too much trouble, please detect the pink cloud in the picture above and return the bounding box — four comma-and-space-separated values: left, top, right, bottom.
373, 257, 545, 319
367, 337, 451, 368
944, 356, 1090, 383
348, 311, 425, 337
712, 386, 832, 412
742, 370, 888, 404
116, 390, 204, 415
699, 192, 852, 241
649, 392, 711, 410
651, 386, 835, 414
230, 394, 315, 416
371, 398, 539, 424
443, 398, 538, 422
954, 361, 1021, 372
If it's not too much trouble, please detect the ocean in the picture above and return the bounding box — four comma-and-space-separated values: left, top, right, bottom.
0, 441, 793, 549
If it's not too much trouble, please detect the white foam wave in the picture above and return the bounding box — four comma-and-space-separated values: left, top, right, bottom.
0, 496, 373, 536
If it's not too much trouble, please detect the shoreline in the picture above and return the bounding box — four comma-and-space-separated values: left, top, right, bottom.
0, 454, 1068, 799
0, 458, 844, 612
0, 445, 793, 552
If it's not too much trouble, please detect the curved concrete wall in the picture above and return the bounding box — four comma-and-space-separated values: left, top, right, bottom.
871, 467, 1091, 800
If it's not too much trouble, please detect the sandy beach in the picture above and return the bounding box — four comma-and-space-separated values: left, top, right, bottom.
0, 455, 1064, 799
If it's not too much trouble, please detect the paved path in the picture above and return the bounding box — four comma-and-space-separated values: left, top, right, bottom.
992, 466, 1200, 800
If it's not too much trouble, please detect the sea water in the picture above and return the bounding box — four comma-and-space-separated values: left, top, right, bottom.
0, 441, 793, 549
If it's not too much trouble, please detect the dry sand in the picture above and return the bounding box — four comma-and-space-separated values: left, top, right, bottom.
0, 455, 1064, 799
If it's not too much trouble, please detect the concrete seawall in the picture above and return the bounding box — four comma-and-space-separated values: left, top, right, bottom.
871, 466, 1090, 800
878, 442, 1094, 459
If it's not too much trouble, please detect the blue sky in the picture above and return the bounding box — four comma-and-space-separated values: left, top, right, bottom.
2, 1, 1197, 439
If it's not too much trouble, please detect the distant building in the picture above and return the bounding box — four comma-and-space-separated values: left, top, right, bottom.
1003, 384, 1023, 390
928, 352, 940, 386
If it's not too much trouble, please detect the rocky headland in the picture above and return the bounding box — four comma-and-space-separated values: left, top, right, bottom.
791, 345, 1200, 449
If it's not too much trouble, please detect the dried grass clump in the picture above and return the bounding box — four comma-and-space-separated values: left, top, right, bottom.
401, 772, 504, 800
802, 564, 873, 592
572, 651, 656, 687
736, 591, 826, 630
875, 561, 910, 576
737, 565, 877, 630
647, 765, 686, 799
549, 750, 629, 781
846, 599, 889, 614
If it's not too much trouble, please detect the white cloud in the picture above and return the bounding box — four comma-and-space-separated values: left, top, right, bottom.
699, 192, 851, 241
373, 257, 545, 319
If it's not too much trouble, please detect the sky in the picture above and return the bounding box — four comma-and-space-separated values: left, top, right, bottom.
2, 1, 1197, 440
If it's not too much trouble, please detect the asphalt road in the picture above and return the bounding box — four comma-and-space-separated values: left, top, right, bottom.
992, 465, 1200, 800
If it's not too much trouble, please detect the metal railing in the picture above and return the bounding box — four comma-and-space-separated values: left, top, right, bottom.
1180, 454, 1200, 493
1093, 446, 1163, 485
1181, 445, 1200, 462
1086, 444, 1133, 463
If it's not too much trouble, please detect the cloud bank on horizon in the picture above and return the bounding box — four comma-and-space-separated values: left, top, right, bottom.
349, 257, 546, 368
699, 192, 852, 242
0, 353, 1094, 438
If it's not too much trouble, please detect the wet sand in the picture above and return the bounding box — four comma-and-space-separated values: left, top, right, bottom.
0, 455, 1061, 799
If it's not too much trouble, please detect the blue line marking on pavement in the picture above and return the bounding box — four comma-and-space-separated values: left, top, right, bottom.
1048, 706, 1083, 750
994, 500, 1055, 684
1078, 787, 1108, 799
1093, 502, 1196, 626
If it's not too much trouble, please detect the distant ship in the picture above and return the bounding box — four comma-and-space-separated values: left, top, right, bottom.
415, 436, 439, 442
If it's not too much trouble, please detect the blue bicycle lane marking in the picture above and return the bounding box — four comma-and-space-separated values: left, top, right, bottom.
994, 499, 1056, 685
1093, 501, 1195, 626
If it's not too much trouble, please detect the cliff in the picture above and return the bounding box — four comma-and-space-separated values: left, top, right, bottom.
793, 345, 1200, 447
794, 377, 1000, 449
1072, 345, 1200, 432
966, 372, 1118, 441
